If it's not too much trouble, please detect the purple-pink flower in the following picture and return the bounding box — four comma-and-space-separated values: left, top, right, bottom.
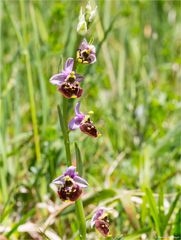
77, 39, 96, 64
50, 58, 84, 98
69, 102, 99, 138
52, 166, 88, 202
91, 207, 111, 237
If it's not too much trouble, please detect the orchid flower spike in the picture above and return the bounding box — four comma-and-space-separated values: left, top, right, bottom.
77, 39, 96, 64
52, 166, 88, 202
91, 207, 112, 237
68, 102, 100, 138
50, 58, 84, 98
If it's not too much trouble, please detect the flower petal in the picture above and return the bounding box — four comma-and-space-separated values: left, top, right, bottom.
52, 175, 65, 185
49, 73, 67, 86
92, 208, 104, 222
89, 44, 96, 53
88, 54, 96, 64
68, 117, 82, 130
64, 58, 74, 72
75, 102, 81, 115
91, 219, 96, 228
75, 74, 84, 82
74, 176, 88, 188
64, 166, 76, 178
91, 207, 110, 227
79, 39, 88, 50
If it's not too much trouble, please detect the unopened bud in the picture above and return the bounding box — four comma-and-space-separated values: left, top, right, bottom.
77, 8, 87, 36
85, 2, 97, 23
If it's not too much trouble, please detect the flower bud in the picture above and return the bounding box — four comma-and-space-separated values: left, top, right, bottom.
85, 2, 97, 23
77, 8, 87, 36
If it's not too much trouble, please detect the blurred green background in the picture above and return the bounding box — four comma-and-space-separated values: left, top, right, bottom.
0, 0, 181, 239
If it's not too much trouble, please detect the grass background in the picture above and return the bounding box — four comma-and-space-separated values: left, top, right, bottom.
0, 0, 181, 239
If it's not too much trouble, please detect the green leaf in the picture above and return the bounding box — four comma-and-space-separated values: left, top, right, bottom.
84, 189, 117, 206
61, 189, 116, 215
153, 122, 181, 157
35, 9, 48, 42
145, 188, 161, 236
162, 191, 180, 234
5, 208, 35, 238
123, 227, 151, 240
172, 208, 181, 237
158, 186, 165, 232
141, 195, 147, 227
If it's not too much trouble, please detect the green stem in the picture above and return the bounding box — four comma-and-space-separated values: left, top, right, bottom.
57, 104, 71, 166
75, 199, 86, 240
75, 143, 86, 239
57, 33, 82, 165
72, 34, 87, 240
57, 33, 86, 239
73, 34, 82, 70
63, 98, 71, 165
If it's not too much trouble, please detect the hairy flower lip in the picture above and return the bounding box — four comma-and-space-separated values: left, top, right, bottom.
58, 184, 82, 202
80, 119, 99, 138
95, 219, 110, 237
58, 82, 83, 99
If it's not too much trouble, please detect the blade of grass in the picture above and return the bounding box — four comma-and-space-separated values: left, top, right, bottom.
95, 6, 117, 96
61, 189, 117, 215
5, 208, 35, 238
5, 0, 41, 164
172, 208, 181, 237
30, 3, 48, 132
24, 51, 42, 162
158, 186, 165, 234
145, 187, 161, 236
123, 227, 151, 240
141, 195, 147, 227
17, 0, 41, 163
162, 191, 180, 234
0, 135, 8, 202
